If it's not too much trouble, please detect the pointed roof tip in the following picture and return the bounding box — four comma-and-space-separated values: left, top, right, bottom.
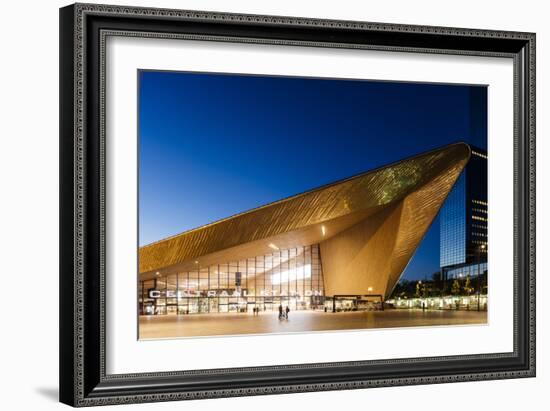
450, 141, 472, 160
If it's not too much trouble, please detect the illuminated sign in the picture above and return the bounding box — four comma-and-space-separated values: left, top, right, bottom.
147, 289, 323, 298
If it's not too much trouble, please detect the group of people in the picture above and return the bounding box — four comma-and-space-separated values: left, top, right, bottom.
250, 305, 290, 319
278, 304, 290, 319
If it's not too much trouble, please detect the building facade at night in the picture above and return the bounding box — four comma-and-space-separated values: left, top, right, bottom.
139, 143, 471, 316
440, 147, 488, 281
139, 244, 326, 315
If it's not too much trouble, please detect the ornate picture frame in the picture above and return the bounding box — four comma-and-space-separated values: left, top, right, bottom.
59, 3, 535, 407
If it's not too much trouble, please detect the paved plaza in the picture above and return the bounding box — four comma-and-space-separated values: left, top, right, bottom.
139, 309, 487, 339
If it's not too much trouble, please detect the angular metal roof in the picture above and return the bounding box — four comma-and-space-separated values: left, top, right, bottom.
139, 143, 470, 284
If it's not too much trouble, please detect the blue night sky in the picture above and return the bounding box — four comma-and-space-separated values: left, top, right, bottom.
139, 71, 487, 281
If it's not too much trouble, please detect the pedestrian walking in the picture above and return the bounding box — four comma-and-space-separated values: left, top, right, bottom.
278, 304, 283, 319
285, 305, 290, 319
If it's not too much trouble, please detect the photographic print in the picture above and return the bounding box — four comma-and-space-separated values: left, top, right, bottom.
60, 5, 535, 405
137, 71, 488, 340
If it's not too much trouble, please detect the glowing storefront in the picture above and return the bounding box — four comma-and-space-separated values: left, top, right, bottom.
139, 143, 472, 315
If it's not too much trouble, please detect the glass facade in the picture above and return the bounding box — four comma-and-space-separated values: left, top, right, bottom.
139, 244, 325, 315
440, 88, 487, 274
440, 172, 466, 267
440, 147, 488, 278
443, 261, 488, 280
465, 150, 488, 264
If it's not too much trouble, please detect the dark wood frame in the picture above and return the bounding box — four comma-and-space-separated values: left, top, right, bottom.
59, 3, 536, 407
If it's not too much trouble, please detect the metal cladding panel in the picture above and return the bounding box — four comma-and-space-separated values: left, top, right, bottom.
384, 158, 471, 297
139, 143, 471, 277
319, 154, 469, 299
319, 203, 404, 299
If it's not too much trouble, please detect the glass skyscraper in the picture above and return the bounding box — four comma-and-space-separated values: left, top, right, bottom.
440, 147, 488, 279
439, 85, 488, 281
